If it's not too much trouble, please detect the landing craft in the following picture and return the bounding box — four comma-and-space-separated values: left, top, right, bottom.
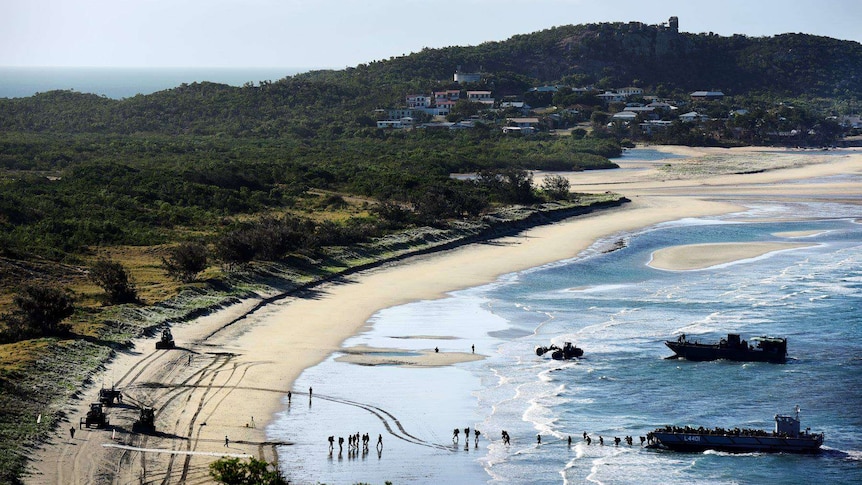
664, 333, 786, 363
646, 406, 823, 453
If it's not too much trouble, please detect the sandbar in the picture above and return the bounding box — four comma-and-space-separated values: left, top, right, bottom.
648, 242, 814, 270
335, 344, 484, 367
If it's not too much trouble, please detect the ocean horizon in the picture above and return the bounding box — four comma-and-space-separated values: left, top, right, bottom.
0, 66, 319, 99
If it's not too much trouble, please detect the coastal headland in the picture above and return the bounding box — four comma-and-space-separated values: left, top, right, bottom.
27, 146, 862, 484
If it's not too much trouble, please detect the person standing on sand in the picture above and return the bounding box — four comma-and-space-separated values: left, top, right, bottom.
224, 436, 229, 447
69, 427, 75, 439
377, 434, 383, 450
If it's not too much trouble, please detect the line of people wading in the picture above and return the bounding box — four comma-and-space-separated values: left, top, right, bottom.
328, 432, 383, 458
326, 427, 647, 456
449, 428, 644, 448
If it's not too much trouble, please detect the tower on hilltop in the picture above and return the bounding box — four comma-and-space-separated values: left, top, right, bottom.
669, 16, 679, 34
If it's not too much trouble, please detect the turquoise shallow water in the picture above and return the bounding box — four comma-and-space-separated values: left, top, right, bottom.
270, 197, 862, 483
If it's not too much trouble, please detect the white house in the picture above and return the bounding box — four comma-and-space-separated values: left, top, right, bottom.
377, 117, 414, 129
406, 94, 430, 109
612, 111, 638, 121
504, 117, 539, 134
617, 87, 644, 97
679, 111, 709, 123
597, 91, 626, 103
467, 90, 494, 106
434, 90, 461, 103
506, 117, 539, 128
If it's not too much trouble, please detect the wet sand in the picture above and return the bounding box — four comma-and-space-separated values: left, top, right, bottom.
27, 146, 862, 484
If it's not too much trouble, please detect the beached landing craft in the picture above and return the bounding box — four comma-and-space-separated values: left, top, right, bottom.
646, 407, 824, 453
664, 333, 787, 363
535, 342, 583, 360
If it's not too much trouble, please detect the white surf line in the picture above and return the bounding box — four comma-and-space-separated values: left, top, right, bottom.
102, 443, 251, 458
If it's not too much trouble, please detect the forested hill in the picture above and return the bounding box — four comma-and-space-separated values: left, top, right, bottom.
344, 23, 862, 99
1, 20, 860, 137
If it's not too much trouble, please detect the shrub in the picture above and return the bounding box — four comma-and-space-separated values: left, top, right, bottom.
89, 259, 139, 304
1, 284, 75, 341
209, 457, 287, 485
540, 174, 571, 200
161, 242, 208, 282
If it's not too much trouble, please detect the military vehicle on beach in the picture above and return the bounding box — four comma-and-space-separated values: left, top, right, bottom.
155, 328, 175, 350
98, 386, 122, 406
132, 407, 156, 433
80, 402, 109, 429
536, 342, 584, 360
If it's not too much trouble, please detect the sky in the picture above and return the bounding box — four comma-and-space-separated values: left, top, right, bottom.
2, 0, 861, 69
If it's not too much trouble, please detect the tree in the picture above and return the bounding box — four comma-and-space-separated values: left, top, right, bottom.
162, 242, 208, 282
209, 457, 287, 485
541, 174, 571, 200
89, 259, 139, 304
7, 284, 75, 338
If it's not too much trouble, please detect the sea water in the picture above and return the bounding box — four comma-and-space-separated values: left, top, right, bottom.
0, 67, 311, 99
270, 186, 862, 483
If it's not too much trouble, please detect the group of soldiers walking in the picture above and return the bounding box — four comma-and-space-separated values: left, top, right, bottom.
328, 432, 383, 455
452, 426, 482, 446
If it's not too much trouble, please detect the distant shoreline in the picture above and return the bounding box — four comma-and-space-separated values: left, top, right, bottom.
0, 66, 317, 99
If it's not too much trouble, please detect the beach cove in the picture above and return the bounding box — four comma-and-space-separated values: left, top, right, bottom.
27, 146, 862, 484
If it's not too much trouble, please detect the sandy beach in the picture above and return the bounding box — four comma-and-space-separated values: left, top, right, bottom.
27, 146, 862, 484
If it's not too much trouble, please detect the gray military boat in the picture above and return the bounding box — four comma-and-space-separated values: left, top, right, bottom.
664, 333, 787, 363
646, 407, 823, 453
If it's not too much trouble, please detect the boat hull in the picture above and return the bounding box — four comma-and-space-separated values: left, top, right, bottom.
648, 431, 823, 453
664, 342, 786, 363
